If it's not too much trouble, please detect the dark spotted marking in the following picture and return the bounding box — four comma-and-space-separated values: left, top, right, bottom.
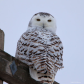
22, 35, 28, 40
34, 12, 54, 17
38, 76, 52, 79
24, 50, 27, 55
37, 69, 47, 74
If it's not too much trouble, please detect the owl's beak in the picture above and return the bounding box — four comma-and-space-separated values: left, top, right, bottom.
43, 24, 45, 28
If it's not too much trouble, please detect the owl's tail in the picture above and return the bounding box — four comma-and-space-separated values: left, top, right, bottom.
29, 68, 55, 84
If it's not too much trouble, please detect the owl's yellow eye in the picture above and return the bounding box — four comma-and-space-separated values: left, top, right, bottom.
48, 19, 52, 22
36, 19, 40, 21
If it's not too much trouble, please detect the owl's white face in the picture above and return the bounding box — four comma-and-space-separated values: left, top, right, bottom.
28, 12, 57, 33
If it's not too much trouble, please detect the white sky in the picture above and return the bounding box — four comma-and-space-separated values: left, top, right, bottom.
0, 0, 84, 84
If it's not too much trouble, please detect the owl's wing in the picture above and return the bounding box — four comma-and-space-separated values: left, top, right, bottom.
15, 30, 34, 66
39, 34, 64, 75
48, 35, 64, 69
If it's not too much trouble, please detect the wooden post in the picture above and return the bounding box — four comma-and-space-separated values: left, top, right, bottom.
0, 29, 4, 50
0, 29, 4, 84
0, 81, 3, 84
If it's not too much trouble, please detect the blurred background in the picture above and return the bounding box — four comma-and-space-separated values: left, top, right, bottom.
0, 0, 84, 84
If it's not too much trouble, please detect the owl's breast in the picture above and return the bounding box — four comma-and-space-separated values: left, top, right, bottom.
15, 27, 63, 75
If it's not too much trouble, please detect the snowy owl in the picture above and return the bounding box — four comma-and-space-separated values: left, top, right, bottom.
15, 12, 64, 84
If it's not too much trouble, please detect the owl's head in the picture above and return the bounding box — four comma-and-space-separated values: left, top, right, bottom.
28, 12, 57, 33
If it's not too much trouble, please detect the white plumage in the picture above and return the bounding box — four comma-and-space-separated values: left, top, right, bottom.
15, 12, 64, 84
